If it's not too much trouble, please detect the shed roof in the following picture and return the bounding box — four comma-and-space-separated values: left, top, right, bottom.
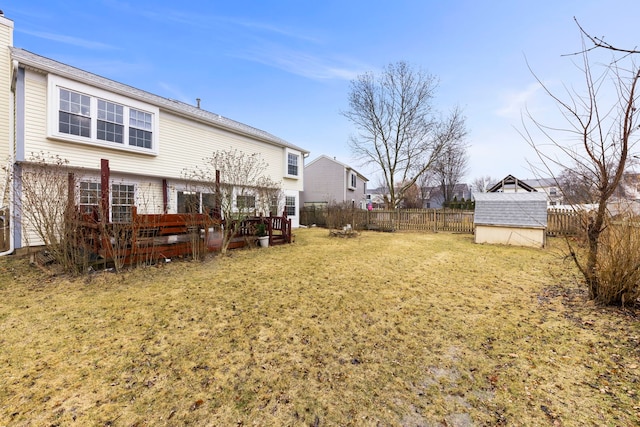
474, 192, 548, 228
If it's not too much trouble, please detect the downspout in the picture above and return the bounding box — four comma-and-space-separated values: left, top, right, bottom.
0, 159, 14, 256
1, 60, 21, 256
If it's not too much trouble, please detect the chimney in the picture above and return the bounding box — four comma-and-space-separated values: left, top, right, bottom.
196, 98, 201, 109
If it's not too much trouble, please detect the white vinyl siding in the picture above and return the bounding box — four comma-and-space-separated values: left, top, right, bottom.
23, 71, 303, 195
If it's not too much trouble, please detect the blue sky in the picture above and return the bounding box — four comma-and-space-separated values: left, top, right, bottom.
5, 1, 640, 185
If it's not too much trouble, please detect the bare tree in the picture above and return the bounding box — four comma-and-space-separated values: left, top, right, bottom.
429, 107, 469, 206
184, 149, 281, 255
556, 166, 598, 205
343, 61, 459, 208
398, 181, 423, 208
471, 175, 495, 194
523, 24, 640, 304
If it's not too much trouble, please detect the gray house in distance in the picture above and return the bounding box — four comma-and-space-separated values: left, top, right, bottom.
302, 155, 369, 209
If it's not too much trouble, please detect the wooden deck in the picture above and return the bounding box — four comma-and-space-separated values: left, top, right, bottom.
70, 207, 293, 266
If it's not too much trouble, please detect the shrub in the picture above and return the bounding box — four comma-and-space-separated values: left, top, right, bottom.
592, 219, 640, 306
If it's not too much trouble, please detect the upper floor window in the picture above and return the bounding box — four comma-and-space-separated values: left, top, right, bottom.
48, 76, 159, 155
129, 109, 153, 148
284, 148, 301, 179
288, 153, 298, 176
348, 172, 357, 190
97, 99, 124, 143
59, 89, 91, 137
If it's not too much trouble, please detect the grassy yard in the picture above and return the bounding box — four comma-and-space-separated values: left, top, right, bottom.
1, 228, 639, 426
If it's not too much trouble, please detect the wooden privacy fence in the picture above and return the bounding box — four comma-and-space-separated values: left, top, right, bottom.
546, 208, 583, 236
302, 207, 585, 236
302, 208, 475, 233
363, 209, 475, 233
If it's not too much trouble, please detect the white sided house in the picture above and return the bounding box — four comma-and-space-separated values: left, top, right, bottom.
0, 15, 308, 255
473, 192, 548, 248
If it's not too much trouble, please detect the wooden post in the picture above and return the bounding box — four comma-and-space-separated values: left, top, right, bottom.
100, 159, 110, 223
214, 169, 221, 220
162, 179, 168, 214
67, 172, 75, 215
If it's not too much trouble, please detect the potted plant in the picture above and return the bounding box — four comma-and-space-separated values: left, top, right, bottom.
255, 222, 269, 248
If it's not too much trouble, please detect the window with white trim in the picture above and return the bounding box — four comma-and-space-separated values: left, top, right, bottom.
97, 99, 124, 143
236, 195, 256, 210
48, 76, 159, 155
284, 149, 301, 179
129, 109, 153, 148
269, 196, 280, 216
111, 184, 135, 223
285, 196, 296, 216
59, 89, 91, 137
288, 153, 298, 176
177, 191, 216, 215
79, 181, 101, 216
348, 172, 357, 190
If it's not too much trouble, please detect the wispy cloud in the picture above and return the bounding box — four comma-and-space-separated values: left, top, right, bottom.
17, 29, 115, 50
234, 44, 367, 81
223, 17, 321, 44
157, 81, 192, 104
495, 82, 542, 118
98, 2, 363, 81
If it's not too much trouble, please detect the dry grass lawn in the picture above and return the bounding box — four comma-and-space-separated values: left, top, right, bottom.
1, 228, 639, 426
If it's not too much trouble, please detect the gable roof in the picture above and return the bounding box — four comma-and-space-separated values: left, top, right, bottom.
488, 174, 537, 193
305, 155, 368, 181
474, 192, 548, 228
10, 47, 309, 154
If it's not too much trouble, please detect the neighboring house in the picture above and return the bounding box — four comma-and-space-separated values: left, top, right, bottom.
487, 174, 563, 206
302, 155, 368, 209
0, 15, 308, 255
365, 187, 387, 209
474, 192, 548, 248
521, 177, 563, 206
487, 174, 537, 193
617, 172, 640, 201
421, 183, 471, 209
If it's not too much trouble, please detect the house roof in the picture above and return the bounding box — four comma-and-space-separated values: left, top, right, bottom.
10, 47, 309, 155
522, 177, 557, 188
305, 155, 368, 181
488, 174, 537, 192
474, 192, 548, 228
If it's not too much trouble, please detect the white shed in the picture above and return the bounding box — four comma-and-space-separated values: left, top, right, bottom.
474, 192, 548, 247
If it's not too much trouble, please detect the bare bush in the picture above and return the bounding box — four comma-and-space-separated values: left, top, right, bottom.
183, 149, 281, 254
17, 152, 90, 273
591, 217, 640, 306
